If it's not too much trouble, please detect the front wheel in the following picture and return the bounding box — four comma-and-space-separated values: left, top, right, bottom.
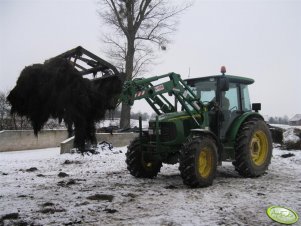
126, 137, 162, 178
234, 118, 273, 177
179, 136, 218, 188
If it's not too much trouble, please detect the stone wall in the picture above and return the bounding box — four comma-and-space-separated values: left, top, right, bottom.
0, 130, 68, 152
0, 130, 138, 153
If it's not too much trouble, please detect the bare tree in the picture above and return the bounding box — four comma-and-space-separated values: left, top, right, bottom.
0, 91, 10, 130
98, 0, 192, 128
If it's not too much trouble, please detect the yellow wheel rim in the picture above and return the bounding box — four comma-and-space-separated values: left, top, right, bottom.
198, 148, 212, 178
250, 130, 268, 166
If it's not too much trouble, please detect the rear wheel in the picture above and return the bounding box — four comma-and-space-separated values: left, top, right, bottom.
234, 118, 272, 177
126, 137, 162, 178
179, 136, 218, 188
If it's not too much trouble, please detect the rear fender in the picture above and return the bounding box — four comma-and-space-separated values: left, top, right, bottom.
226, 112, 264, 143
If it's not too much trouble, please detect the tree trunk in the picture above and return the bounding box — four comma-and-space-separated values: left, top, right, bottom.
120, 35, 135, 129
13, 114, 17, 130
120, 101, 131, 129
0, 115, 3, 130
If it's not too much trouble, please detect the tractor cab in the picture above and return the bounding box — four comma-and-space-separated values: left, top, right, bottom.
185, 67, 255, 140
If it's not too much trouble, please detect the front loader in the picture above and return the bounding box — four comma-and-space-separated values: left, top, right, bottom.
120, 67, 272, 188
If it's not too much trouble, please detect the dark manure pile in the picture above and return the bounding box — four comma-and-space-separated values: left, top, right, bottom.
7, 57, 123, 151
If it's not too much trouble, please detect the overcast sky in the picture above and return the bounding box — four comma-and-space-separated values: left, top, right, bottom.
0, 0, 300, 118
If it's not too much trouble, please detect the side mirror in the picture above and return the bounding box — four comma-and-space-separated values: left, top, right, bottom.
252, 103, 261, 112
220, 77, 229, 91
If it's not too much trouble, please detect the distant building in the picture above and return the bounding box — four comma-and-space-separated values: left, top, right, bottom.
289, 114, 301, 126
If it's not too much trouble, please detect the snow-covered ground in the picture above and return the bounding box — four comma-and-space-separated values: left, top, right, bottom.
270, 124, 301, 130
0, 144, 300, 226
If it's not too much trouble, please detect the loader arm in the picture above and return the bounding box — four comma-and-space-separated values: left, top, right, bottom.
120, 72, 206, 127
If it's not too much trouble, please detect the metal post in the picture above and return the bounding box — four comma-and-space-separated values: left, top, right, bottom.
155, 115, 160, 148
139, 116, 142, 139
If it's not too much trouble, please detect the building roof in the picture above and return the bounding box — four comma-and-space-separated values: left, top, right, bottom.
289, 114, 301, 122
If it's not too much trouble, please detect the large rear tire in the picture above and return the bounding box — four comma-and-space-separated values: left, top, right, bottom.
234, 118, 273, 177
179, 136, 218, 188
126, 137, 162, 178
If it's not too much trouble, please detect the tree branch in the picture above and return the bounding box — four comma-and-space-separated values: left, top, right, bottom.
134, 0, 152, 33
99, 0, 193, 74
106, 0, 128, 36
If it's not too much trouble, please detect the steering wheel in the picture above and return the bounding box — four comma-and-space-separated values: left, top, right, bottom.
230, 106, 238, 111
203, 101, 219, 111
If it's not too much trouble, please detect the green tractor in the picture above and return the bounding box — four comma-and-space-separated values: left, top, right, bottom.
121, 67, 272, 188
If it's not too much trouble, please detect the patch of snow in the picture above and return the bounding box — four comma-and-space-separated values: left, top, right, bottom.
0, 146, 300, 225
270, 124, 301, 130
0, 148, 59, 161
283, 128, 300, 143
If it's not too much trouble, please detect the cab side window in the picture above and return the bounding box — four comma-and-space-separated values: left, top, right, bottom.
241, 85, 251, 111
224, 83, 239, 112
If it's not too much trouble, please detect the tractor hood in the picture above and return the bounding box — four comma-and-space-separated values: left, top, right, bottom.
150, 111, 201, 123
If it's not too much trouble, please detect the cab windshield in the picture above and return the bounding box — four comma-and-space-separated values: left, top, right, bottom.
189, 78, 216, 103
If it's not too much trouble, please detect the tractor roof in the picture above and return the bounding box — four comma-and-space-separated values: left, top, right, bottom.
185, 74, 254, 85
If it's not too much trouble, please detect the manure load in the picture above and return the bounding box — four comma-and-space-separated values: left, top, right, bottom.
7, 46, 124, 152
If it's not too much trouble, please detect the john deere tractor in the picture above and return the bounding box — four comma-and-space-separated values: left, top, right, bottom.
121, 67, 272, 188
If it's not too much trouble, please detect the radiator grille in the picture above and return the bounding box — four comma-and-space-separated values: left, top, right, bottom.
149, 122, 176, 142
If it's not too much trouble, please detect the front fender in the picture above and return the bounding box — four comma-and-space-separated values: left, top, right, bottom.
190, 128, 217, 140
190, 128, 220, 148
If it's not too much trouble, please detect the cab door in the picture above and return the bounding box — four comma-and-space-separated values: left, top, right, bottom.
219, 83, 241, 140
